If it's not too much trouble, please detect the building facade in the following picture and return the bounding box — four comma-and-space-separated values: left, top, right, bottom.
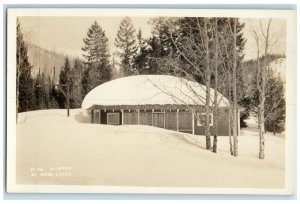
82, 75, 239, 136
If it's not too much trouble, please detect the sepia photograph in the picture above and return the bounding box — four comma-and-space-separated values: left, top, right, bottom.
6, 8, 296, 194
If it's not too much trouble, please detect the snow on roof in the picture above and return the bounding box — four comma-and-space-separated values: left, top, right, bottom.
82, 75, 229, 109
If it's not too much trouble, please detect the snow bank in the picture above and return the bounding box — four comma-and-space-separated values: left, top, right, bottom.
82, 75, 229, 109
16, 109, 285, 188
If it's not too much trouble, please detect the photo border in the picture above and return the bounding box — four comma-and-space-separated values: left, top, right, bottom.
2, 4, 296, 198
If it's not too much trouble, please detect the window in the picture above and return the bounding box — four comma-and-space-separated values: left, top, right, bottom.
197, 113, 213, 126
107, 113, 120, 125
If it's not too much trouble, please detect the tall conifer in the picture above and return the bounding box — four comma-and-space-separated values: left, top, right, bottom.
16, 19, 35, 113
114, 17, 137, 76
81, 21, 111, 96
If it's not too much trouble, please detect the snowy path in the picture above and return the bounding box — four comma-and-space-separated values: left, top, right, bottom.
16, 109, 285, 188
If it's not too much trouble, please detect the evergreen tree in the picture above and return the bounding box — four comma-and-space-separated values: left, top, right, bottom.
81, 21, 112, 97
149, 17, 177, 57
144, 36, 165, 74
133, 29, 150, 74
145, 17, 179, 75
114, 17, 138, 76
264, 75, 285, 134
82, 21, 110, 64
81, 58, 112, 97
111, 56, 120, 79
58, 56, 71, 108
81, 66, 92, 98
46, 66, 59, 109
16, 19, 35, 113
43, 72, 50, 108
34, 69, 47, 110
245, 54, 286, 132
47, 73, 59, 109
69, 58, 84, 108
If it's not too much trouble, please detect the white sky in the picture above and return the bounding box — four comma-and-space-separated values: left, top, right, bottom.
19, 16, 152, 59
241, 18, 286, 60
19, 17, 286, 61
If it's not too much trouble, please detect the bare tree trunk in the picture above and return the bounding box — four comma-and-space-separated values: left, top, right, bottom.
228, 107, 234, 155
227, 69, 234, 155
259, 19, 272, 159
258, 105, 265, 159
258, 49, 266, 159
258, 57, 266, 159
212, 18, 219, 153
204, 18, 211, 150
256, 45, 265, 159
273, 120, 276, 135
232, 18, 238, 157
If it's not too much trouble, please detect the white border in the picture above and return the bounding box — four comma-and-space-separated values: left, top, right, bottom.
6, 8, 297, 194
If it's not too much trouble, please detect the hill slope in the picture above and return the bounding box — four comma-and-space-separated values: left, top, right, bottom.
27, 43, 66, 83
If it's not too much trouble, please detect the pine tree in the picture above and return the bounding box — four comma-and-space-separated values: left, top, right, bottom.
248, 58, 286, 135
43, 72, 50, 108
81, 21, 112, 97
34, 68, 47, 110
16, 19, 35, 114
114, 17, 138, 76
58, 56, 71, 108
149, 17, 177, 57
146, 17, 179, 75
82, 21, 110, 64
48, 66, 59, 109
47, 73, 59, 109
133, 29, 150, 74
111, 56, 119, 79
265, 75, 285, 134
146, 36, 165, 74
81, 59, 112, 97
69, 58, 84, 108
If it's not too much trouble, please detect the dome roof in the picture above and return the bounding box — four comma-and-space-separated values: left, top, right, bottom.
82, 75, 229, 109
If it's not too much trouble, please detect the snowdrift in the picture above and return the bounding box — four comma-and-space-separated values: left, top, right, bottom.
16, 109, 285, 188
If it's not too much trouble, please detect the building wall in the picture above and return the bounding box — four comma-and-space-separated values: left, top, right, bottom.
194, 108, 230, 136
98, 110, 122, 125
124, 110, 138, 125
139, 111, 152, 126
165, 111, 177, 131
93, 109, 101, 124
91, 106, 231, 136
178, 111, 193, 133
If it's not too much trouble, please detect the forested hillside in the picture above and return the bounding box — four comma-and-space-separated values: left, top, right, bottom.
27, 43, 71, 83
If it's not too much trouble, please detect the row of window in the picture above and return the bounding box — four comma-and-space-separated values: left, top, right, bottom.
106, 112, 213, 127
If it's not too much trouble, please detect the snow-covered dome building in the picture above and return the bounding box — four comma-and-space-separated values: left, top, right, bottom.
82, 75, 234, 136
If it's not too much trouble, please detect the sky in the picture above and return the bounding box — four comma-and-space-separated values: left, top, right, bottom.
240, 18, 286, 60
19, 16, 287, 61
19, 16, 152, 59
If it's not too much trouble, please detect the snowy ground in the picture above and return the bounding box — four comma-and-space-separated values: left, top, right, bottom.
244, 113, 285, 138
16, 109, 285, 188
